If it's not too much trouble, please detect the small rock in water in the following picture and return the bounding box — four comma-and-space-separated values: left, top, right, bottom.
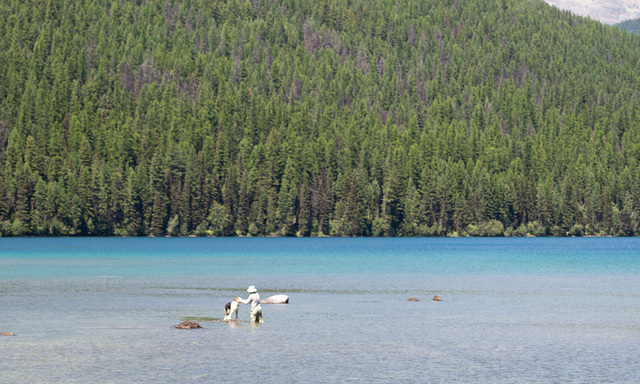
176, 321, 202, 329
408, 297, 419, 301
432, 295, 442, 301
0, 332, 14, 336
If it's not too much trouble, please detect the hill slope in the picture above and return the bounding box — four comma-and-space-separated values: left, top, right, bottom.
1, 0, 640, 237
618, 18, 640, 34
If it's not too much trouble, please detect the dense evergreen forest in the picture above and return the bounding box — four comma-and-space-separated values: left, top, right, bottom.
1, 0, 640, 237
617, 18, 640, 35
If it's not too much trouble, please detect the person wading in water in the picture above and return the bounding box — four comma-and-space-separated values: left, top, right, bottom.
239, 286, 263, 323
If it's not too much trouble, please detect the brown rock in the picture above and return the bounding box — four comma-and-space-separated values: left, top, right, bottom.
0, 332, 14, 336
432, 295, 442, 301
176, 321, 202, 329
408, 297, 419, 301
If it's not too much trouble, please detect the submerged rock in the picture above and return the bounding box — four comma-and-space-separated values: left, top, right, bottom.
0, 332, 14, 336
407, 297, 419, 301
432, 295, 442, 301
176, 321, 202, 329
260, 294, 289, 304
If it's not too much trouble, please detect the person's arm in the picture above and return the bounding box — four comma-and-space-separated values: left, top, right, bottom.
242, 293, 259, 305
238, 296, 250, 304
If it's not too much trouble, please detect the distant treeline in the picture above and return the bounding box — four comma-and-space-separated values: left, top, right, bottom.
617, 18, 640, 35
1, 0, 640, 237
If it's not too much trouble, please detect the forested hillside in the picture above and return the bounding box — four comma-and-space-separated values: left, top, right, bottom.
2, 0, 640, 237
618, 18, 640, 34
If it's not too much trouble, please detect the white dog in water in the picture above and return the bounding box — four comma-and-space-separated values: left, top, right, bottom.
224, 297, 242, 320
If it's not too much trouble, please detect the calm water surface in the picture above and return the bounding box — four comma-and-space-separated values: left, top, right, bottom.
1, 237, 639, 383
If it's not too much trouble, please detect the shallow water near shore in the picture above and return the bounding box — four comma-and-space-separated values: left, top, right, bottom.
1, 237, 640, 383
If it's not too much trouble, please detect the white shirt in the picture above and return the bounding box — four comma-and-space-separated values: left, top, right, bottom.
241, 292, 261, 311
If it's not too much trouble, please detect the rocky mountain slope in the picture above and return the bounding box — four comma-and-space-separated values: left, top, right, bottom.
544, 0, 640, 24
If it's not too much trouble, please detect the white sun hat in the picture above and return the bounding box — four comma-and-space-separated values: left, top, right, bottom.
247, 286, 257, 293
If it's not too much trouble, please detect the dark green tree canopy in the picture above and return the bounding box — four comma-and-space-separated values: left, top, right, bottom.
1, 0, 640, 237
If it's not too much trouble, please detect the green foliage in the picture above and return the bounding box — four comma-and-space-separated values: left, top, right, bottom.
617, 18, 640, 35
466, 220, 505, 237
1, 0, 640, 237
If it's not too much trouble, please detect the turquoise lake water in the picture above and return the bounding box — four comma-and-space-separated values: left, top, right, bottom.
1, 237, 639, 383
